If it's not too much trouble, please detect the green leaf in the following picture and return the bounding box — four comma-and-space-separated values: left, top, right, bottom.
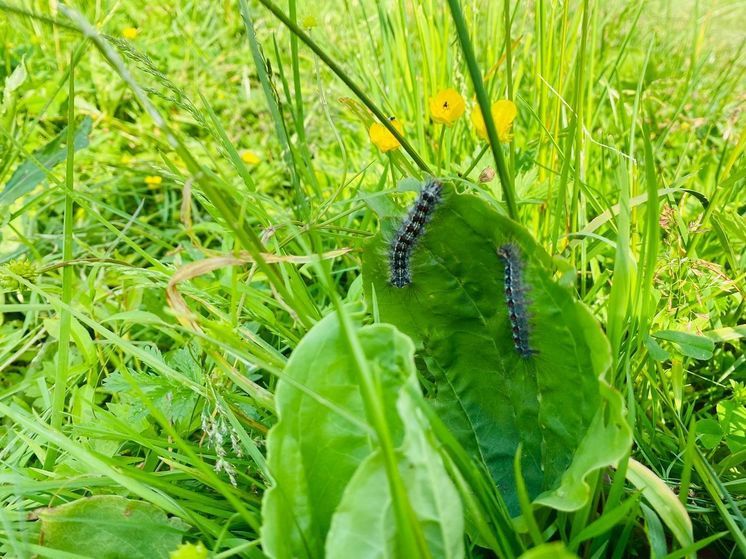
261, 310, 463, 559
626, 459, 694, 553
569, 493, 641, 545
397, 176, 424, 193
703, 325, 746, 344
518, 542, 579, 559
0, 116, 92, 206
718, 399, 746, 453
362, 187, 632, 514
326, 377, 463, 559
696, 419, 723, 449
169, 542, 209, 559
37, 495, 187, 559
165, 344, 204, 383
607, 161, 633, 354
645, 335, 670, 361
43, 316, 97, 366
101, 311, 167, 326
641, 503, 668, 558
102, 366, 198, 425
1, 57, 27, 112
651, 330, 715, 360
661, 531, 729, 559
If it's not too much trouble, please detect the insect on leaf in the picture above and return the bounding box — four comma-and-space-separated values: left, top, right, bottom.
362, 185, 632, 514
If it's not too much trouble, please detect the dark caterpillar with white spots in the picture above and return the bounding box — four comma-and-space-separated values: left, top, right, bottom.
389, 180, 442, 288
497, 243, 535, 358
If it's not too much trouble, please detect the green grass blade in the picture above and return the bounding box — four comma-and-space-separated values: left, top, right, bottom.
446, 0, 517, 220
44, 49, 78, 470
252, 0, 432, 176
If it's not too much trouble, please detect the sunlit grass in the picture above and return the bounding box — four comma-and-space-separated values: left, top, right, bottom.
0, 0, 744, 557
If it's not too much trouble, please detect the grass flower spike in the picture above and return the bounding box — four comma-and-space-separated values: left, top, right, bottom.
369, 117, 404, 152
471, 99, 517, 142
429, 88, 466, 125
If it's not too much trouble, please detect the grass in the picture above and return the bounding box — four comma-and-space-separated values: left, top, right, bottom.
0, 0, 744, 557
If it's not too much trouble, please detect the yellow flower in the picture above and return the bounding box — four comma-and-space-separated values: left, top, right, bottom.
169, 542, 208, 559
429, 88, 466, 125
369, 117, 404, 152
122, 27, 138, 40
471, 99, 518, 142
240, 150, 261, 165
301, 15, 318, 29
144, 175, 163, 187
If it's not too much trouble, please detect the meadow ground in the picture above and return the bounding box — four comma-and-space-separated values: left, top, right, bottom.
0, 1, 744, 558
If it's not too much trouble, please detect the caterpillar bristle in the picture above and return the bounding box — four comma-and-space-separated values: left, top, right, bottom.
389, 180, 442, 288
497, 243, 536, 358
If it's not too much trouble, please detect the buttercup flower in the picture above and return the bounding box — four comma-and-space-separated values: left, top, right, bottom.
302, 15, 318, 29
369, 117, 404, 152
429, 88, 466, 125
122, 27, 138, 40
240, 150, 261, 164
471, 99, 517, 142
145, 175, 162, 187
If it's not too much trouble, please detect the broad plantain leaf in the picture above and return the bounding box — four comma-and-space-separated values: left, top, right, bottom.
37, 495, 187, 559
362, 186, 632, 514
326, 368, 463, 559
261, 309, 463, 559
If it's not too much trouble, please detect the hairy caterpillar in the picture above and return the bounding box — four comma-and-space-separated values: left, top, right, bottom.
497, 243, 535, 358
389, 180, 443, 288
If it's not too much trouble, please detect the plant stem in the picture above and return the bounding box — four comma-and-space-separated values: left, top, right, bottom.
447, 0, 518, 220
461, 144, 489, 179
253, 0, 433, 176
503, 0, 516, 174
435, 125, 446, 174
45, 49, 77, 470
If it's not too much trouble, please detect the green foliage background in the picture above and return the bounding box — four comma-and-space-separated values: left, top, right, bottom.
0, 0, 744, 557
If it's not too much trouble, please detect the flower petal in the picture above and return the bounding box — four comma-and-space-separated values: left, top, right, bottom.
429, 88, 466, 126
240, 150, 261, 164
470, 99, 518, 143
491, 100, 518, 142
369, 118, 403, 152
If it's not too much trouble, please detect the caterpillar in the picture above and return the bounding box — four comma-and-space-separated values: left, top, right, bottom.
497, 243, 535, 358
389, 180, 443, 288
